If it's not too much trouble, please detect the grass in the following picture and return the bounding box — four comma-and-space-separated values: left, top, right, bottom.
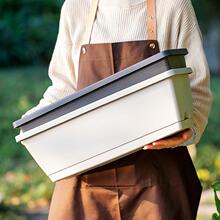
0, 66, 53, 218
0, 66, 219, 219
194, 74, 220, 189
0, 66, 50, 173
199, 76, 220, 147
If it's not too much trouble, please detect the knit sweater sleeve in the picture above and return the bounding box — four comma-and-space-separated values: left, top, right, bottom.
176, 0, 212, 145
22, 1, 76, 117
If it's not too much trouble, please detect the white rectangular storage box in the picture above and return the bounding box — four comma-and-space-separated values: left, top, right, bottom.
13, 49, 193, 182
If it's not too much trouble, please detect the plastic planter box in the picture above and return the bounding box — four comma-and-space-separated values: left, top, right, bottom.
13, 49, 193, 182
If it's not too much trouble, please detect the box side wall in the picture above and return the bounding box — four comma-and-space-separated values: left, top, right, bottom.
20, 76, 187, 176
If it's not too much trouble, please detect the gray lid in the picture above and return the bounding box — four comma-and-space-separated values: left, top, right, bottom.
13, 48, 188, 129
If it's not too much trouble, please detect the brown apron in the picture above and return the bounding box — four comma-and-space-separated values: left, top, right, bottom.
48, 0, 202, 219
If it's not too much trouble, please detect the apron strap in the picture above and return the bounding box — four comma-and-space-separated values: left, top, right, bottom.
146, 0, 157, 40
83, 0, 157, 45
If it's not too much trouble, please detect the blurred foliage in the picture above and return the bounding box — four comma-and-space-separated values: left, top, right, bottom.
199, 77, 220, 146
0, 0, 63, 67
0, 67, 50, 171
0, 162, 52, 208
192, 0, 220, 32
0, 0, 219, 67
211, 182, 220, 220
194, 75, 220, 189
195, 145, 220, 189
0, 67, 53, 217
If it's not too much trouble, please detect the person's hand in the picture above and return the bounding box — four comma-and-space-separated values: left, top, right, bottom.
143, 128, 193, 150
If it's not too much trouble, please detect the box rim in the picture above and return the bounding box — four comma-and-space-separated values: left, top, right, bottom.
15, 67, 192, 142
13, 49, 188, 129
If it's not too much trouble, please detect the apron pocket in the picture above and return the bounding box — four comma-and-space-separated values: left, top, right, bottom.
80, 150, 160, 188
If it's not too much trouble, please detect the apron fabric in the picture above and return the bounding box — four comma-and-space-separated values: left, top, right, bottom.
48, 0, 202, 219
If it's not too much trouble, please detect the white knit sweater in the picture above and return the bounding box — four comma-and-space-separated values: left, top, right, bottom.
22, 0, 212, 145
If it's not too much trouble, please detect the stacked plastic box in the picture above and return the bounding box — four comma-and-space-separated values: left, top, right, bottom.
13, 49, 193, 182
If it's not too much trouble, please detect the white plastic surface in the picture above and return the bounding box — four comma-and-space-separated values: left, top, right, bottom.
16, 68, 191, 142
17, 68, 193, 182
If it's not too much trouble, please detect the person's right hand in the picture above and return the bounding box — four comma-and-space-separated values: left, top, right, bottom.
143, 128, 192, 150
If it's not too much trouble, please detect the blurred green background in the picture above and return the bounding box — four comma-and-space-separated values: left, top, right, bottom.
0, 0, 219, 219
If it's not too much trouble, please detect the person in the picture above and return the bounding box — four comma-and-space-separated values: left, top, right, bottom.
22, 0, 212, 219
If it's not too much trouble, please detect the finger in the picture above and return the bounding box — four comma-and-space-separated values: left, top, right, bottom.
152, 129, 192, 146
143, 144, 153, 150
143, 136, 187, 150
182, 128, 193, 139
153, 138, 183, 147
144, 144, 177, 150
154, 128, 192, 143
168, 131, 189, 142
142, 129, 193, 150
151, 136, 183, 147
143, 142, 178, 150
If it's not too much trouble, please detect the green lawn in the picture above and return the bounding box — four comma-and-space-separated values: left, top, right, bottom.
0, 67, 53, 218
199, 77, 220, 147
194, 74, 220, 189
0, 67, 50, 172
0, 66, 219, 219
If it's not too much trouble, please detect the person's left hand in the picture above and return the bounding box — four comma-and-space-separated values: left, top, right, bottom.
143, 128, 193, 150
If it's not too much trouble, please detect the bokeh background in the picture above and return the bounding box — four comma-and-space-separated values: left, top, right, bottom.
0, 0, 219, 219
